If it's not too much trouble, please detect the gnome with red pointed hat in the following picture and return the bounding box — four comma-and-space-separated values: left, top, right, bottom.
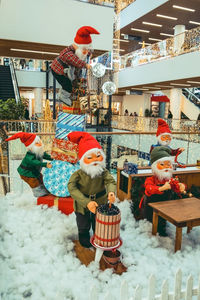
67, 131, 116, 248
51, 26, 100, 106
6, 132, 53, 197
150, 118, 184, 156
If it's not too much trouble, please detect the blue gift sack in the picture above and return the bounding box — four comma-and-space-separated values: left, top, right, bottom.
123, 162, 138, 175
43, 160, 80, 197
55, 112, 85, 140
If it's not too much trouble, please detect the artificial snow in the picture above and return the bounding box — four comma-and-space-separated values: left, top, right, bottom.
0, 192, 200, 300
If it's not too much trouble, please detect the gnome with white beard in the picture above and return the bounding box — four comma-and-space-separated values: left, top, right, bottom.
6, 132, 52, 197
150, 118, 184, 155
67, 131, 116, 248
51, 26, 100, 106
140, 146, 185, 236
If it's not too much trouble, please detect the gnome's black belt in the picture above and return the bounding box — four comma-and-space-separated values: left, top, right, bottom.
57, 58, 69, 69
20, 165, 35, 171
83, 189, 106, 200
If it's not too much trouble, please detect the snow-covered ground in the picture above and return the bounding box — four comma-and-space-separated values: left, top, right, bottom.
0, 192, 200, 300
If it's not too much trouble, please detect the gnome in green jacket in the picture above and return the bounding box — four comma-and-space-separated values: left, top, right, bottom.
6, 132, 53, 197
68, 131, 116, 248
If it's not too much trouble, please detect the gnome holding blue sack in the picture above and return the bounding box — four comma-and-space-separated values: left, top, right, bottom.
6, 132, 53, 197
67, 132, 116, 248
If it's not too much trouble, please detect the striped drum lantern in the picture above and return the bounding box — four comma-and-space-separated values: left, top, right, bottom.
94, 204, 121, 248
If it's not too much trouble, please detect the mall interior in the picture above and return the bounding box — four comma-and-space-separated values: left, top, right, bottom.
0, 0, 200, 197
1, 0, 200, 298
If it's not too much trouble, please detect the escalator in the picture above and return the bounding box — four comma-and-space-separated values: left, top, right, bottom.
0, 59, 20, 102
181, 88, 200, 120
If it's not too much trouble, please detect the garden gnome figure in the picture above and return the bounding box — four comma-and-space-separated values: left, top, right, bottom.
150, 118, 184, 155
51, 26, 100, 106
67, 131, 116, 248
141, 146, 186, 236
6, 132, 53, 197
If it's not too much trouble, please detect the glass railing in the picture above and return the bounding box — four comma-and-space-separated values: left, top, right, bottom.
182, 88, 200, 108
120, 26, 200, 70
1, 129, 199, 194
0, 57, 47, 72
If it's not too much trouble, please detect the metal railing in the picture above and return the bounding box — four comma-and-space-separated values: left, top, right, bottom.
120, 26, 200, 70
9, 58, 20, 103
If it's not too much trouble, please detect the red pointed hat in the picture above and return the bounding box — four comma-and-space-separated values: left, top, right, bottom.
74, 26, 100, 46
6, 132, 37, 147
67, 131, 102, 159
156, 119, 171, 136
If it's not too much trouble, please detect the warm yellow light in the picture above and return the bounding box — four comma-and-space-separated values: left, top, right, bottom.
156, 14, 177, 20
142, 22, 162, 27
10, 48, 59, 55
172, 5, 195, 12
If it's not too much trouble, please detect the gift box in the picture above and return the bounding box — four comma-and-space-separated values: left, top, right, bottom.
51, 138, 78, 163
43, 160, 80, 197
55, 112, 85, 140
123, 162, 138, 175
37, 195, 74, 215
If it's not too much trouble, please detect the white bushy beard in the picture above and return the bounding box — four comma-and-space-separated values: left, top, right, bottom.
152, 161, 173, 181
28, 144, 44, 159
157, 135, 171, 146
75, 48, 87, 61
80, 150, 106, 179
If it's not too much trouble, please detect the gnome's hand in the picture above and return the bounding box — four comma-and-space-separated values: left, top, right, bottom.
108, 192, 115, 204
86, 64, 91, 70
87, 201, 98, 214
159, 181, 171, 192
179, 183, 186, 193
179, 148, 185, 153
47, 163, 52, 168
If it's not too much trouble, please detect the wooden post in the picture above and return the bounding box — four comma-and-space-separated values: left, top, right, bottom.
0, 146, 8, 195
175, 227, 182, 252
152, 211, 158, 235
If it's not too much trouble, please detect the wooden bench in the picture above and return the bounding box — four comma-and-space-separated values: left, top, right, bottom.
149, 197, 200, 252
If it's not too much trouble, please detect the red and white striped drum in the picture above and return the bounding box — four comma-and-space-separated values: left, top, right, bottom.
94, 206, 121, 248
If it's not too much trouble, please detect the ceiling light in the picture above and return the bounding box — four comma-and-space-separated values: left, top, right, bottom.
144, 87, 161, 89
142, 21, 162, 27
155, 85, 174, 88
138, 42, 151, 46
10, 48, 59, 55
172, 5, 195, 12
131, 28, 150, 33
156, 14, 177, 20
187, 81, 200, 84
113, 49, 125, 52
170, 83, 191, 86
131, 87, 149, 90
189, 21, 200, 25
113, 38, 129, 43
160, 33, 174, 37
149, 38, 163, 42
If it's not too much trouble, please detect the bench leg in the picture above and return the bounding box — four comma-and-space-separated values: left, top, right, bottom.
152, 211, 158, 235
175, 227, 182, 252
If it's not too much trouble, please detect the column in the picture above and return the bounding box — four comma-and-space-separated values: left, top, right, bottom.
174, 25, 185, 54
170, 88, 182, 129
34, 88, 43, 117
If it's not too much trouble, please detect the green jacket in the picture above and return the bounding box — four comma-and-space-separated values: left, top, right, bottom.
68, 169, 116, 215
17, 151, 53, 178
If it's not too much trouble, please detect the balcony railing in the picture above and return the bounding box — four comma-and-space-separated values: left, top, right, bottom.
120, 26, 200, 70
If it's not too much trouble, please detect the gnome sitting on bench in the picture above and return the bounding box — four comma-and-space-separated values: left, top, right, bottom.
6, 132, 52, 197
